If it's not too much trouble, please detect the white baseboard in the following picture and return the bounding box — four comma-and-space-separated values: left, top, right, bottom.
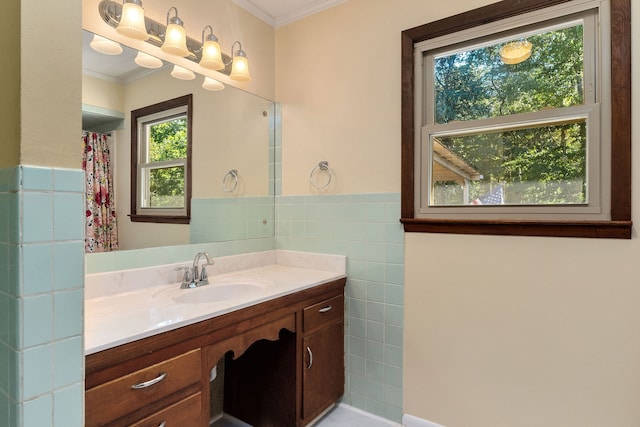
336, 403, 401, 426
402, 413, 447, 427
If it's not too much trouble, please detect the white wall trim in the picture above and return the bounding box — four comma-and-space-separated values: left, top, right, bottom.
232, 0, 276, 27
273, 0, 346, 28
336, 404, 400, 426
232, 0, 346, 28
402, 413, 447, 427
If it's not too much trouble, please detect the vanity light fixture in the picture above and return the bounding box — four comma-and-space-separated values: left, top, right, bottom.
171, 64, 196, 80
134, 51, 163, 68
97, 1, 251, 80
199, 26, 225, 70
229, 41, 251, 81
161, 7, 189, 57
89, 34, 123, 55
115, 0, 148, 41
202, 77, 225, 91
500, 39, 532, 65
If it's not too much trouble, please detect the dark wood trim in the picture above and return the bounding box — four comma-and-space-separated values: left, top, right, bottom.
403, 0, 572, 44
609, 0, 632, 221
401, 218, 632, 239
130, 94, 193, 224
400, 0, 632, 239
129, 214, 190, 224
401, 31, 415, 220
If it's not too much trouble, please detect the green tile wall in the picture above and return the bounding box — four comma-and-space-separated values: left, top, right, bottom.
276, 193, 404, 422
84, 237, 275, 274
190, 197, 275, 243
0, 166, 85, 427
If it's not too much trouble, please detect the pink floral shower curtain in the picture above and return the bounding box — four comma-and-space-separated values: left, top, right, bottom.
82, 131, 119, 252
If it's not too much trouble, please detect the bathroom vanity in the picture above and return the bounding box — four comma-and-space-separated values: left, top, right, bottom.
84, 251, 346, 427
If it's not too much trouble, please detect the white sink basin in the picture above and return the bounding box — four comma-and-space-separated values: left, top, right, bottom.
173, 282, 265, 304
152, 279, 268, 304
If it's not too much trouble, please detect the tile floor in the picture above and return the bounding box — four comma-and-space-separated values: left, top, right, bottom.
315, 404, 401, 427
212, 404, 401, 427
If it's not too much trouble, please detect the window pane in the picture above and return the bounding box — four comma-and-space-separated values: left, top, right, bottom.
430, 120, 587, 206
148, 117, 188, 162
434, 23, 584, 124
147, 166, 185, 208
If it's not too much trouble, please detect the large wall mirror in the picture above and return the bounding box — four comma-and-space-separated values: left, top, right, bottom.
82, 30, 275, 253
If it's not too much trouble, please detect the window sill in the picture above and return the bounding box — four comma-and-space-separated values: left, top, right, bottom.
130, 214, 190, 224
400, 218, 632, 239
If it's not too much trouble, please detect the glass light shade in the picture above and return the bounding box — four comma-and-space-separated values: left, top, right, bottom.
89, 34, 123, 55
230, 54, 251, 81
134, 51, 163, 68
199, 40, 225, 70
162, 23, 189, 57
116, 1, 148, 41
500, 40, 532, 64
202, 77, 225, 91
170, 65, 195, 80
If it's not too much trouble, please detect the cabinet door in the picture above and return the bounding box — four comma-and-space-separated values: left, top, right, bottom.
302, 320, 344, 421
129, 392, 202, 427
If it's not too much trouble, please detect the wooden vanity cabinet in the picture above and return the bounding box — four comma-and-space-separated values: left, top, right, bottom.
301, 295, 345, 424
85, 278, 346, 427
85, 349, 203, 426
129, 392, 202, 427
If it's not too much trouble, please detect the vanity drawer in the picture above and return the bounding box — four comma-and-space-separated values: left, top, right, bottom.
129, 392, 202, 427
85, 349, 201, 427
303, 294, 343, 332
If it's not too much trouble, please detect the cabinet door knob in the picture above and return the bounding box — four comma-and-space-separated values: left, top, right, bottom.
306, 346, 314, 369
318, 305, 332, 313
131, 372, 168, 389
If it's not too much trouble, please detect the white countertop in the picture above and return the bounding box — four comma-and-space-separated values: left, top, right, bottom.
85, 251, 346, 355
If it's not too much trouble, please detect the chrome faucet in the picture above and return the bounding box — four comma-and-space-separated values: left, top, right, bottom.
174, 252, 214, 289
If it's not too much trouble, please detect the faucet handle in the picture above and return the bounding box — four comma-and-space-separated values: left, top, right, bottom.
199, 267, 209, 284
173, 266, 191, 283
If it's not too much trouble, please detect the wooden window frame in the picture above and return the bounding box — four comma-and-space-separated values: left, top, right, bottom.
400, 0, 631, 238
130, 94, 193, 224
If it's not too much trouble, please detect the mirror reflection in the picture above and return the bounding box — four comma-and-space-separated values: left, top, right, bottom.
81, 30, 275, 252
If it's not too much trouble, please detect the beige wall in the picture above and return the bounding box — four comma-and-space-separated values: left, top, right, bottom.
1, 0, 80, 168
0, 0, 20, 167
405, 233, 640, 426
276, 0, 640, 426
21, 0, 81, 168
82, 0, 275, 100
275, 0, 497, 195
82, 75, 125, 113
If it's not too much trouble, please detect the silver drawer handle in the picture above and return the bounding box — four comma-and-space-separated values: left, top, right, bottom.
131, 372, 167, 389
158, 422, 167, 427
306, 346, 313, 369
318, 305, 332, 313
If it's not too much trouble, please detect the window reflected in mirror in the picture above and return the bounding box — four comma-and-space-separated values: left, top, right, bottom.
131, 94, 193, 223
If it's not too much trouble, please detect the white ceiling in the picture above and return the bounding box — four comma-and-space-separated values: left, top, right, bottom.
232, 0, 346, 27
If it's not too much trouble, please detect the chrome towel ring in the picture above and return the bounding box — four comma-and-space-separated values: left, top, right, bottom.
223, 169, 238, 192
310, 161, 332, 190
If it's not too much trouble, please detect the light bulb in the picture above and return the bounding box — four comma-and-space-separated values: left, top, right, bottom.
116, 0, 148, 41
